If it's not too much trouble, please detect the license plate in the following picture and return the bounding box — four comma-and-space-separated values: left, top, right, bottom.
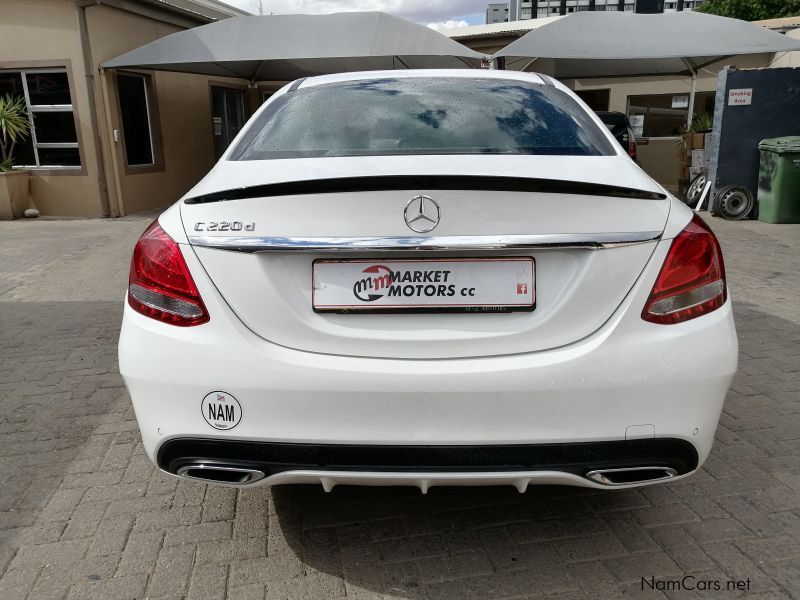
312, 258, 535, 313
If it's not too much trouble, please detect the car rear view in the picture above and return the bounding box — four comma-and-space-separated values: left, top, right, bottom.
119, 71, 737, 492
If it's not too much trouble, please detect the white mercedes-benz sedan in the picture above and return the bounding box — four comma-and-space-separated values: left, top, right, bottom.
119, 70, 737, 492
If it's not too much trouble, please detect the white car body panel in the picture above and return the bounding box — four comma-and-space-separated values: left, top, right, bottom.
119, 70, 737, 491
183, 187, 668, 358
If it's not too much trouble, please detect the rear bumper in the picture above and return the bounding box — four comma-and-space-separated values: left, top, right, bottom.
158, 437, 698, 490
119, 238, 738, 490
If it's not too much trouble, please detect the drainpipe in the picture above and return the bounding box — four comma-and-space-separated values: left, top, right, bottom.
75, 0, 113, 217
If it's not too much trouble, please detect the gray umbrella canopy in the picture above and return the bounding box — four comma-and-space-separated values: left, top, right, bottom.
102, 12, 486, 80
494, 11, 800, 78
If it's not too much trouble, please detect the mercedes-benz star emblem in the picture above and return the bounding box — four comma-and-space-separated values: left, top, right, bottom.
404, 195, 440, 233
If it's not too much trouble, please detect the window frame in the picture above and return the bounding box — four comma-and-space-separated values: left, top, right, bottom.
113, 70, 164, 174
0, 66, 83, 171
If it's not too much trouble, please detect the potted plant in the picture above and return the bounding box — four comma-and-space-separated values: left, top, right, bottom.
688, 113, 714, 134
0, 94, 32, 220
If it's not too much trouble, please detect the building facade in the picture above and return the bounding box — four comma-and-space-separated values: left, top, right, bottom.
487, 3, 511, 24
0, 0, 262, 217
490, 0, 706, 23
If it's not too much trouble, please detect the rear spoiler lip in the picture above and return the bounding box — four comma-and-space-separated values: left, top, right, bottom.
183, 175, 667, 205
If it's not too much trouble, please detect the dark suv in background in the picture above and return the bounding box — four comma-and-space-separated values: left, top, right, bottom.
596, 111, 638, 163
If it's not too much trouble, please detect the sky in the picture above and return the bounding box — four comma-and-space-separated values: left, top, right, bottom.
221, 1, 488, 30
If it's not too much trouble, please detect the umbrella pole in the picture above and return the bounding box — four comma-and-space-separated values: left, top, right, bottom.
687, 72, 697, 130
681, 58, 698, 130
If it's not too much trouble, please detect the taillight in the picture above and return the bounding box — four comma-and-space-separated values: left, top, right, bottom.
128, 220, 209, 326
642, 214, 726, 325
628, 137, 637, 160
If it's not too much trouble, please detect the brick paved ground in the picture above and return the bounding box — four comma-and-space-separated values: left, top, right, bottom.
0, 213, 798, 600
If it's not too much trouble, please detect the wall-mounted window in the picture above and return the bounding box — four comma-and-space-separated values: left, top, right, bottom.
628, 92, 716, 138
0, 69, 80, 168
117, 72, 158, 168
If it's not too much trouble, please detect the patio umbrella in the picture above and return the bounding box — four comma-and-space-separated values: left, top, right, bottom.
493, 10, 800, 125
101, 12, 486, 81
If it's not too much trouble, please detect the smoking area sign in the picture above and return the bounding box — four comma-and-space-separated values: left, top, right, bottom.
728, 88, 753, 106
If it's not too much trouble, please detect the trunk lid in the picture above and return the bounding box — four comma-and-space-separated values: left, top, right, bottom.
181, 155, 669, 359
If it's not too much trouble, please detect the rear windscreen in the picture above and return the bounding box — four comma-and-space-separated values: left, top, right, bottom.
229, 77, 616, 160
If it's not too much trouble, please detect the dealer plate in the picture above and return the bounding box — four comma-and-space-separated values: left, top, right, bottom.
312, 258, 535, 313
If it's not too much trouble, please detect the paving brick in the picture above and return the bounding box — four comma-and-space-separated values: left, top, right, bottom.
61, 501, 108, 540
604, 552, 683, 584
66, 574, 147, 600
229, 558, 274, 586
98, 442, 135, 472
116, 530, 164, 575
9, 538, 90, 569
668, 485, 729, 520
701, 542, 777, 592
0, 567, 40, 599
104, 493, 173, 517
163, 520, 232, 546
682, 518, 755, 544
87, 515, 134, 557
202, 486, 237, 522
132, 505, 203, 532
228, 583, 267, 600
146, 545, 195, 597
759, 560, 800, 599
38, 488, 86, 523
736, 535, 800, 563
0, 509, 36, 530
716, 495, 786, 537
601, 511, 659, 553
195, 537, 267, 564
551, 532, 628, 564
14, 521, 66, 546
30, 556, 119, 600
648, 526, 715, 572
82, 481, 146, 503
233, 490, 269, 539
632, 503, 699, 528
60, 469, 124, 490
747, 485, 800, 512
569, 561, 627, 600
519, 541, 576, 593
187, 563, 228, 600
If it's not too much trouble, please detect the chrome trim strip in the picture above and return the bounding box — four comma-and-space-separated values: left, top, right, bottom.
188, 231, 662, 253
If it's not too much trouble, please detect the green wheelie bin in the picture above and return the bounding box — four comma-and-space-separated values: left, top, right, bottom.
757, 136, 800, 224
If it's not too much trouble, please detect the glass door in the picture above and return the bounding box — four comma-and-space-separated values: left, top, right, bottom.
211, 86, 246, 160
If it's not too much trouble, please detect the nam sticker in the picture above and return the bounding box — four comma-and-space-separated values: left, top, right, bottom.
201, 391, 242, 430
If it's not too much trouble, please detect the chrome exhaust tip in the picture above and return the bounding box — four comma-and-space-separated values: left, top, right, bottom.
176, 463, 265, 485
585, 466, 678, 486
